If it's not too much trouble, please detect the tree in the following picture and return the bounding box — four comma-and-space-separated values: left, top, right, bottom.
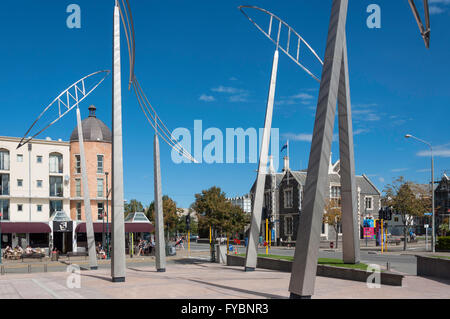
192, 186, 250, 240
147, 195, 179, 239
323, 198, 342, 248
124, 199, 144, 216
382, 177, 429, 250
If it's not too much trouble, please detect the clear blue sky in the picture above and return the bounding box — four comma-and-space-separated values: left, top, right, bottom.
1, 1, 449, 208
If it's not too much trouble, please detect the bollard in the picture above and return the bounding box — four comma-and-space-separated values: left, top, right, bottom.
28, 264, 31, 273
44, 264, 48, 273
1, 265, 5, 275
386, 262, 391, 271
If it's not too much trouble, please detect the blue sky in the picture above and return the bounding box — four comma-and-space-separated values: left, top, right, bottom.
1, 0, 449, 208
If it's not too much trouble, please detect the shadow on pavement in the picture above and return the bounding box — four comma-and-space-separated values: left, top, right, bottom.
187, 278, 286, 299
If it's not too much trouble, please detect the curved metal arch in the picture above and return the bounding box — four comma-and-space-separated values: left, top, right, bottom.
17, 70, 110, 149
118, 1, 197, 163
239, 5, 323, 82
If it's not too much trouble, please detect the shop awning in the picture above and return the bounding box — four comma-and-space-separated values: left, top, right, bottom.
0, 222, 51, 234
75, 222, 154, 233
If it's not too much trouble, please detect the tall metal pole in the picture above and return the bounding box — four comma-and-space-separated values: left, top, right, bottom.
111, 0, 126, 282
154, 133, 166, 272
431, 149, 435, 252
0, 206, 3, 265
106, 172, 110, 259
289, 0, 350, 298
76, 107, 98, 270
245, 49, 279, 271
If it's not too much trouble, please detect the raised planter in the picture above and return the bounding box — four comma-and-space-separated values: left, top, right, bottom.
417, 255, 450, 280
227, 255, 403, 286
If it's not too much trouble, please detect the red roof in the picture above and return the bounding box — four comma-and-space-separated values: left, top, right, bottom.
75, 222, 154, 233
0, 222, 51, 234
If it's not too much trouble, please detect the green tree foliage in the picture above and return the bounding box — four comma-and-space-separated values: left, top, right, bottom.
192, 186, 250, 238
147, 195, 179, 234
124, 199, 144, 215
323, 198, 342, 248
382, 176, 429, 250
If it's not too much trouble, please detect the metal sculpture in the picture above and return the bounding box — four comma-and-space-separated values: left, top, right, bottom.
17, 70, 110, 149
239, 6, 323, 272
17, 70, 110, 271
408, 0, 430, 48
112, 0, 197, 276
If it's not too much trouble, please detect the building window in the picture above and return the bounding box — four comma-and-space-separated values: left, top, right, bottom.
97, 155, 104, 174
97, 179, 104, 197
17, 154, 23, 162
75, 179, 81, 197
49, 153, 63, 174
0, 149, 10, 171
50, 176, 63, 197
17, 179, 23, 187
37, 180, 43, 188
76, 202, 82, 220
285, 216, 293, 236
75, 155, 81, 174
0, 199, 10, 220
18, 204, 23, 212
37, 205, 42, 212
98, 202, 104, 219
50, 200, 63, 217
284, 189, 293, 208
37, 156, 43, 163
365, 197, 373, 210
0, 174, 10, 196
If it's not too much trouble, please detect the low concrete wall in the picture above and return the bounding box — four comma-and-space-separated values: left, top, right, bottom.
417, 255, 450, 280
226, 255, 403, 286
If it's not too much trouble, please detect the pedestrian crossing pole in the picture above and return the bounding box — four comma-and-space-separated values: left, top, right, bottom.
381, 219, 384, 253
266, 219, 269, 255
188, 230, 190, 255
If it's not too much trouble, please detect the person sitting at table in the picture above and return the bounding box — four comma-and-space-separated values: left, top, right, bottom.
25, 245, 35, 254
15, 245, 24, 254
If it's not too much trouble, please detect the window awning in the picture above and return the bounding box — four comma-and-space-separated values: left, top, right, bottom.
0, 222, 51, 234
75, 222, 154, 233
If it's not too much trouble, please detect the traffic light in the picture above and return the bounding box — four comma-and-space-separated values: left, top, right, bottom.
386, 207, 392, 221
186, 213, 191, 231
262, 207, 268, 220
378, 208, 383, 220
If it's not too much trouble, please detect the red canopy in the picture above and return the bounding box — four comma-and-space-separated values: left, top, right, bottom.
75, 222, 154, 233
0, 222, 51, 234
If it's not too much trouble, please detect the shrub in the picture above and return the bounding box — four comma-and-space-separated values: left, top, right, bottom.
436, 236, 450, 251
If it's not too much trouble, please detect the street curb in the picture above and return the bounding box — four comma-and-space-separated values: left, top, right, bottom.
227, 255, 404, 286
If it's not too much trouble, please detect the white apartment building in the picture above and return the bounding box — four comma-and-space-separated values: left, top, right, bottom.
0, 136, 70, 251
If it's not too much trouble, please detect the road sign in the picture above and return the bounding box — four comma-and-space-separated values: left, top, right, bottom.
424, 213, 432, 216
363, 227, 374, 238
424, 224, 429, 228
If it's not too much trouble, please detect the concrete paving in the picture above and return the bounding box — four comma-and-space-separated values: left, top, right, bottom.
0, 259, 448, 299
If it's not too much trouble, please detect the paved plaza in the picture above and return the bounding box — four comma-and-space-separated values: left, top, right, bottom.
0, 259, 448, 299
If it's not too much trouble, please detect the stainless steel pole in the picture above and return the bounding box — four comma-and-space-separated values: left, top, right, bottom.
111, 0, 126, 282
76, 107, 98, 270
431, 149, 435, 253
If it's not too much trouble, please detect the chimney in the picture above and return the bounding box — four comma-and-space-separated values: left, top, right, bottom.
283, 156, 290, 172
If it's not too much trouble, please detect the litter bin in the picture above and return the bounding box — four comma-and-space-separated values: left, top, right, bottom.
166, 244, 176, 256
51, 251, 59, 261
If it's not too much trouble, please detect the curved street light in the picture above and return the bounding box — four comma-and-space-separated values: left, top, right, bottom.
405, 134, 435, 252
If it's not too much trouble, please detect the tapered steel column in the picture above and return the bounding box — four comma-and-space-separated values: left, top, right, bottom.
289, 0, 348, 298
153, 134, 166, 272
338, 36, 360, 264
111, 1, 126, 282
76, 107, 98, 270
245, 49, 279, 271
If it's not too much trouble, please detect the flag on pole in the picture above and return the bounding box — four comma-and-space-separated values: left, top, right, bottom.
280, 141, 288, 153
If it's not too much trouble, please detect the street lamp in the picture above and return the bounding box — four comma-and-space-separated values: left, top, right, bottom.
405, 134, 435, 252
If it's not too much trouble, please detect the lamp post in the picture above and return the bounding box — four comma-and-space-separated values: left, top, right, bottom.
105, 172, 110, 259
405, 134, 435, 252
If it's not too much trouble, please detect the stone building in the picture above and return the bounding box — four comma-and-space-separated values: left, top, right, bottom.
250, 155, 381, 244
